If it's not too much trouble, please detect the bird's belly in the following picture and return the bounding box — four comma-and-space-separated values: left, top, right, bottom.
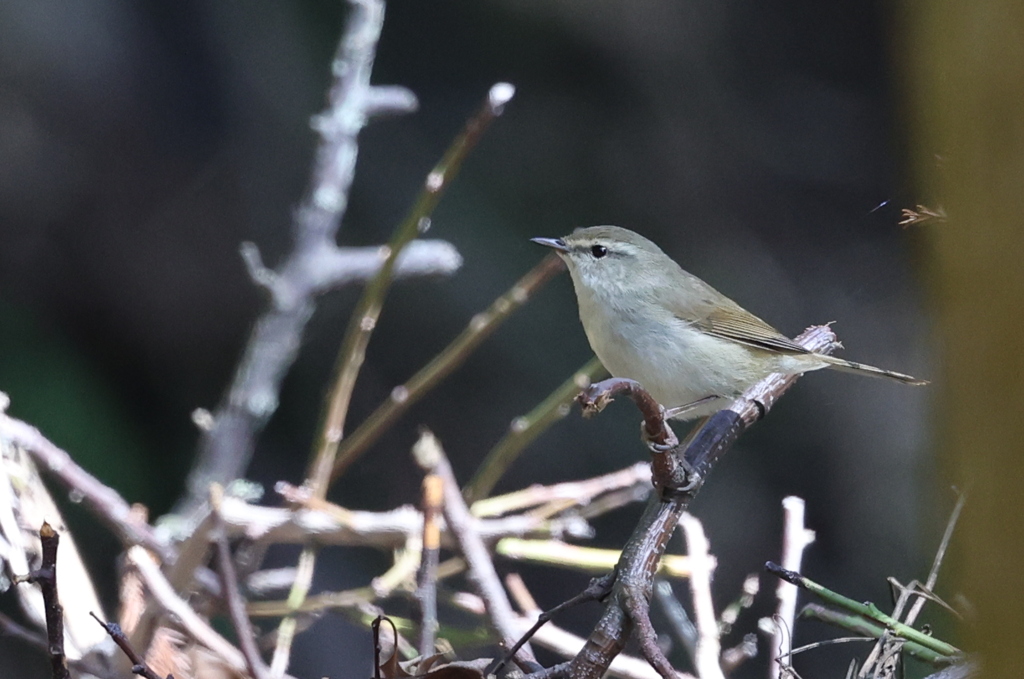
583, 311, 768, 413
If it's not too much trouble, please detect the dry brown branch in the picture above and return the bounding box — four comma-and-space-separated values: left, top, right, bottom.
416, 473, 444, 657
90, 612, 171, 679
125, 545, 250, 675
18, 523, 69, 679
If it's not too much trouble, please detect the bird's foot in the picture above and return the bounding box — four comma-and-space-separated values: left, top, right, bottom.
663, 394, 722, 420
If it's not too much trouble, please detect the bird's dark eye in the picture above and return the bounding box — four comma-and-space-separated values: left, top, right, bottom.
590, 244, 608, 258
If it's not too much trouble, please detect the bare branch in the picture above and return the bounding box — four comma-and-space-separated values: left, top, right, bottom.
180, 0, 429, 521
415, 473, 444, 657
249, 486, 591, 546
210, 485, 271, 679
768, 496, 815, 679
90, 612, 170, 679
125, 546, 249, 675
19, 523, 70, 679
413, 430, 539, 671
0, 412, 169, 560
680, 514, 723, 679
471, 462, 650, 519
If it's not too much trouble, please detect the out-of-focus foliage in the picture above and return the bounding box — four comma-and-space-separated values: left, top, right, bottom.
907, 0, 1024, 676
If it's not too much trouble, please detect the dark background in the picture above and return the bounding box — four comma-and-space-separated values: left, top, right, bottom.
0, 1, 942, 677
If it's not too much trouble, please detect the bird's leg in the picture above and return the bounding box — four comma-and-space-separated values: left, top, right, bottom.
662, 394, 722, 420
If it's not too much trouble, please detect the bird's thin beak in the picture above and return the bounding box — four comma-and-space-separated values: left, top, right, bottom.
530, 237, 568, 252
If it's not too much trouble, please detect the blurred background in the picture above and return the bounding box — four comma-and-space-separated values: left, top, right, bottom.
2, 0, 1004, 677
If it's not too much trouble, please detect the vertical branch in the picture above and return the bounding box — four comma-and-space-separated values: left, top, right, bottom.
768, 496, 815, 679
22, 523, 70, 679
211, 485, 271, 679
415, 473, 444, 657
180, 0, 418, 515
680, 514, 723, 679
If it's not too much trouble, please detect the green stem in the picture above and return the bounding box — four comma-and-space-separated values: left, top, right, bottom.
330, 253, 565, 482
799, 603, 954, 666
766, 562, 961, 659
464, 357, 606, 502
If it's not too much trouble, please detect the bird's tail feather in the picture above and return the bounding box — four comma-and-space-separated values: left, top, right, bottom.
819, 354, 928, 385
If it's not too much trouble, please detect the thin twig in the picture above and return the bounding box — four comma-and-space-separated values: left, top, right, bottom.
415, 473, 444, 657
331, 253, 562, 482
485, 576, 692, 679
272, 78, 515, 675
858, 491, 966, 676
21, 523, 70, 679
797, 604, 952, 665
90, 612, 170, 679
769, 496, 816, 679
495, 538, 697, 577
210, 485, 271, 679
680, 513, 723, 679
180, 0, 424, 520
0, 413, 170, 560
412, 430, 539, 671
490, 573, 616, 677
471, 462, 650, 518
466, 357, 606, 501
125, 545, 250, 674
905, 491, 966, 626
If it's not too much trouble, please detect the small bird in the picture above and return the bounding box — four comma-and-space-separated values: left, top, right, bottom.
532, 226, 926, 420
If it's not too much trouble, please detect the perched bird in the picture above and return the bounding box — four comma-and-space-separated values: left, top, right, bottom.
532, 226, 926, 420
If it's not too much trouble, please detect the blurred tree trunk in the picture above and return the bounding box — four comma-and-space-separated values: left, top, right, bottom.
907, 1, 1024, 676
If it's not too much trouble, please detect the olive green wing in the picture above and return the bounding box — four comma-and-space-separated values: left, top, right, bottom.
660, 265, 810, 354
695, 303, 811, 354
